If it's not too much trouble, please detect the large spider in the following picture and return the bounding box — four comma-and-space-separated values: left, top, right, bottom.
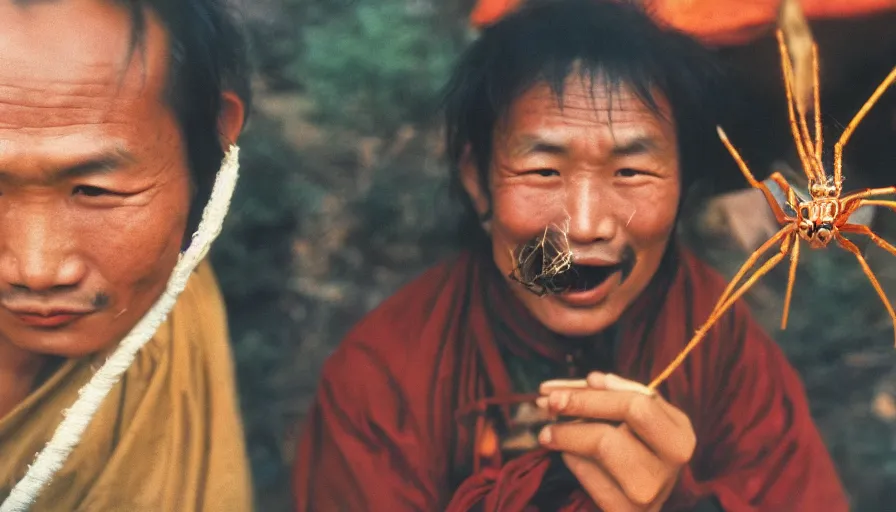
649, 27, 896, 390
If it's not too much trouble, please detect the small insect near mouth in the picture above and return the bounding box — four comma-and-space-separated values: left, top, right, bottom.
509, 227, 635, 296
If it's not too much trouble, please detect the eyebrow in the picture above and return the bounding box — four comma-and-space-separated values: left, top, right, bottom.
610, 137, 660, 157
0, 148, 135, 185
510, 135, 568, 157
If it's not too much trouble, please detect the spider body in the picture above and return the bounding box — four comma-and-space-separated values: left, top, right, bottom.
797, 198, 843, 249
797, 185, 839, 248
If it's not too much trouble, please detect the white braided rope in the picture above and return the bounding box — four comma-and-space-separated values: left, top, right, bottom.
0, 145, 241, 512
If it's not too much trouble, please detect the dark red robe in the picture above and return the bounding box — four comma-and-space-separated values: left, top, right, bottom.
292, 245, 849, 511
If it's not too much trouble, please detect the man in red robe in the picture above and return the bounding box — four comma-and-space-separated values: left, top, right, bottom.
292, 0, 850, 510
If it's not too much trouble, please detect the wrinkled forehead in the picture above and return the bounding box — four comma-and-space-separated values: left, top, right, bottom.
0, 0, 170, 105
505, 74, 674, 130
495, 73, 677, 153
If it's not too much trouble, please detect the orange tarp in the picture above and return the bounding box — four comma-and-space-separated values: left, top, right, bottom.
469, 0, 896, 45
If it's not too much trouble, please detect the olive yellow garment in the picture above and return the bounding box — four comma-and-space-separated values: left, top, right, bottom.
0, 260, 253, 512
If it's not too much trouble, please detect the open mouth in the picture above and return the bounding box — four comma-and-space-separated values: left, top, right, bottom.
508, 226, 635, 297
548, 263, 623, 293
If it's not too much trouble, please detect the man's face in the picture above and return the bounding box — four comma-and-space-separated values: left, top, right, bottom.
465, 76, 681, 337
0, 1, 191, 357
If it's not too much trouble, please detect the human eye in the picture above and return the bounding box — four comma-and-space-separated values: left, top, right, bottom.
73, 185, 116, 197
71, 185, 137, 206
522, 168, 560, 177
615, 168, 650, 178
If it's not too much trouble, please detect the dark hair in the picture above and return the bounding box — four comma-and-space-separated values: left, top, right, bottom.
442, 0, 727, 249
19, 0, 253, 237
127, 0, 253, 237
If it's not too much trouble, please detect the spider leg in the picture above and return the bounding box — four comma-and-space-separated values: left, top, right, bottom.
837, 198, 896, 224
776, 30, 824, 184
711, 223, 795, 321
717, 127, 796, 225
648, 225, 796, 390
766, 171, 801, 216
840, 224, 896, 257
709, 227, 796, 324
840, 186, 896, 206
791, 44, 824, 180
834, 66, 896, 190
835, 231, 896, 347
812, 44, 822, 161
781, 234, 801, 330
855, 200, 896, 214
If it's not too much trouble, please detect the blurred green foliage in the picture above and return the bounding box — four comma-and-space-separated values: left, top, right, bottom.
297, 0, 459, 135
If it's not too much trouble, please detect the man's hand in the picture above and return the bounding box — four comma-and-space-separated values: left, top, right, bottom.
535, 372, 696, 512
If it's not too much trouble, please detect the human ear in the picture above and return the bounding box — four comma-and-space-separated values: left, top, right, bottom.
217, 90, 246, 147
459, 146, 491, 222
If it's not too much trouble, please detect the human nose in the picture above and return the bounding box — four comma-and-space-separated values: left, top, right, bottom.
0, 206, 87, 291
564, 178, 618, 245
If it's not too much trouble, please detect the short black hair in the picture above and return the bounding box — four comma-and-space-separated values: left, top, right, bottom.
18, 0, 253, 236
443, 0, 726, 249
126, 0, 253, 236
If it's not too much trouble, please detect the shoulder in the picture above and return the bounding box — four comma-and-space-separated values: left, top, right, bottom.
318, 251, 474, 389
659, 249, 811, 427
675, 247, 754, 329
673, 246, 794, 376
140, 259, 232, 367
178, 259, 229, 326
677, 248, 733, 297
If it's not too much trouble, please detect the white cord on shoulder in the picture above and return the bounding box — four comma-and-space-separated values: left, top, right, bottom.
0, 145, 241, 512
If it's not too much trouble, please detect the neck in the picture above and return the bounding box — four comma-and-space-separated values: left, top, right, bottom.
0, 339, 49, 420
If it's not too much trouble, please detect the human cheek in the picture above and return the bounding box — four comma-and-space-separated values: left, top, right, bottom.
74, 203, 186, 286
620, 186, 679, 246
491, 184, 566, 240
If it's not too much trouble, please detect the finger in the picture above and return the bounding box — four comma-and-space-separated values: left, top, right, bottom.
540, 378, 589, 393
536, 379, 589, 409
540, 374, 657, 409
587, 372, 656, 397
541, 388, 695, 464
539, 373, 656, 395
591, 372, 692, 429
562, 453, 637, 512
540, 373, 695, 455
539, 372, 654, 394
541, 422, 670, 507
